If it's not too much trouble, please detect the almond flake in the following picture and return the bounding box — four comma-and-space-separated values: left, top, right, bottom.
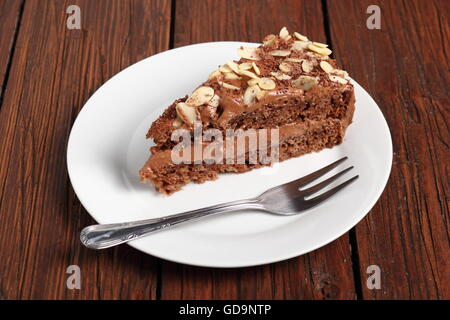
220, 82, 241, 90
224, 72, 241, 80
292, 41, 310, 51
219, 65, 233, 73
285, 57, 303, 63
291, 75, 317, 91
279, 62, 292, 73
227, 61, 240, 74
294, 32, 308, 42
186, 86, 215, 106
256, 90, 267, 100
208, 69, 221, 80
238, 69, 259, 79
307, 44, 332, 56
239, 62, 253, 70
332, 69, 349, 78
320, 61, 334, 73
252, 62, 261, 75
237, 47, 260, 60
209, 95, 220, 108
247, 79, 259, 86
313, 42, 328, 48
243, 85, 260, 106
270, 72, 292, 80
302, 60, 314, 73
279, 27, 290, 40
329, 75, 348, 84
176, 102, 198, 124
172, 118, 183, 127
268, 50, 291, 57
263, 34, 277, 46
258, 77, 276, 90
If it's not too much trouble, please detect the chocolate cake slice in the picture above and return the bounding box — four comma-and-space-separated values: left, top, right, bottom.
140, 27, 355, 194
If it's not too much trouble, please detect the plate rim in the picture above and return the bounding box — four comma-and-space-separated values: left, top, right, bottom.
67, 41, 393, 268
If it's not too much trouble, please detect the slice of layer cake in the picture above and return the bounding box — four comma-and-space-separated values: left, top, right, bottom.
140, 27, 355, 194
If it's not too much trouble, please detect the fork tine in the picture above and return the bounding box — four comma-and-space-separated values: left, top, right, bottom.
285, 156, 348, 188
303, 175, 359, 209
300, 166, 354, 197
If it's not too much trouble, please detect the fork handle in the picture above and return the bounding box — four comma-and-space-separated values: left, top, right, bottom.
80, 198, 263, 249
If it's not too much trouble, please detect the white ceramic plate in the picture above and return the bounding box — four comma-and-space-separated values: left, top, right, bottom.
67, 42, 392, 268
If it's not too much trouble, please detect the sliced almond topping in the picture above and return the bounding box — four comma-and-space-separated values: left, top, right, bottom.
320, 61, 334, 73
285, 57, 303, 63
307, 43, 332, 56
332, 69, 349, 78
227, 61, 240, 74
237, 47, 260, 60
305, 51, 329, 60
247, 78, 259, 86
271, 71, 292, 80
176, 102, 198, 125
258, 77, 276, 90
243, 85, 259, 106
292, 41, 310, 51
252, 62, 261, 75
238, 69, 259, 79
219, 65, 233, 73
208, 69, 221, 80
239, 62, 253, 70
208, 94, 220, 108
263, 34, 277, 46
329, 75, 348, 84
279, 27, 290, 40
224, 72, 241, 80
256, 89, 267, 100
279, 62, 292, 73
172, 118, 183, 127
186, 86, 215, 106
302, 60, 314, 73
292, 75, 318, 91
220, 82, 241, 90
268, 50, 291, 57
313, 41, 328, 48
293, 32, 308, 42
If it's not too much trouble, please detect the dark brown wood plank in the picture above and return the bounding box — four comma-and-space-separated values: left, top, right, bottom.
160, 0, 356, 300
0, 0, 171, 299
0, 0, 24, 98
327, 0, 449, 299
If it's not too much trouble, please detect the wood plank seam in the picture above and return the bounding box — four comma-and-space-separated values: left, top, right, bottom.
326, 0, 449, 299
160, 0, 357, 300
169, 0, 177, 49
0, 0, 25, 110
0, 0, 28, 252
322, 0, 363, 300
153, 0, 178, 300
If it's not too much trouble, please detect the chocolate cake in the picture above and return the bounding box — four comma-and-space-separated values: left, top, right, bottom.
140, 27, 355, 194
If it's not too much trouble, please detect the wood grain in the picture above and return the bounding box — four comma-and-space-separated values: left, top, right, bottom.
160, 0, 356, 300
0, 0, 24, 98
327, 0, 449, 299
0, 0, 447, 300
0, 0, 171, 299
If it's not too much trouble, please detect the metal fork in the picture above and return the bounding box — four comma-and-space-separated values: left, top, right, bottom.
80, 156, 358, 249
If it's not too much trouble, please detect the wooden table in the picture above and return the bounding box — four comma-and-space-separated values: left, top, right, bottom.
0, 0, 448, 300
